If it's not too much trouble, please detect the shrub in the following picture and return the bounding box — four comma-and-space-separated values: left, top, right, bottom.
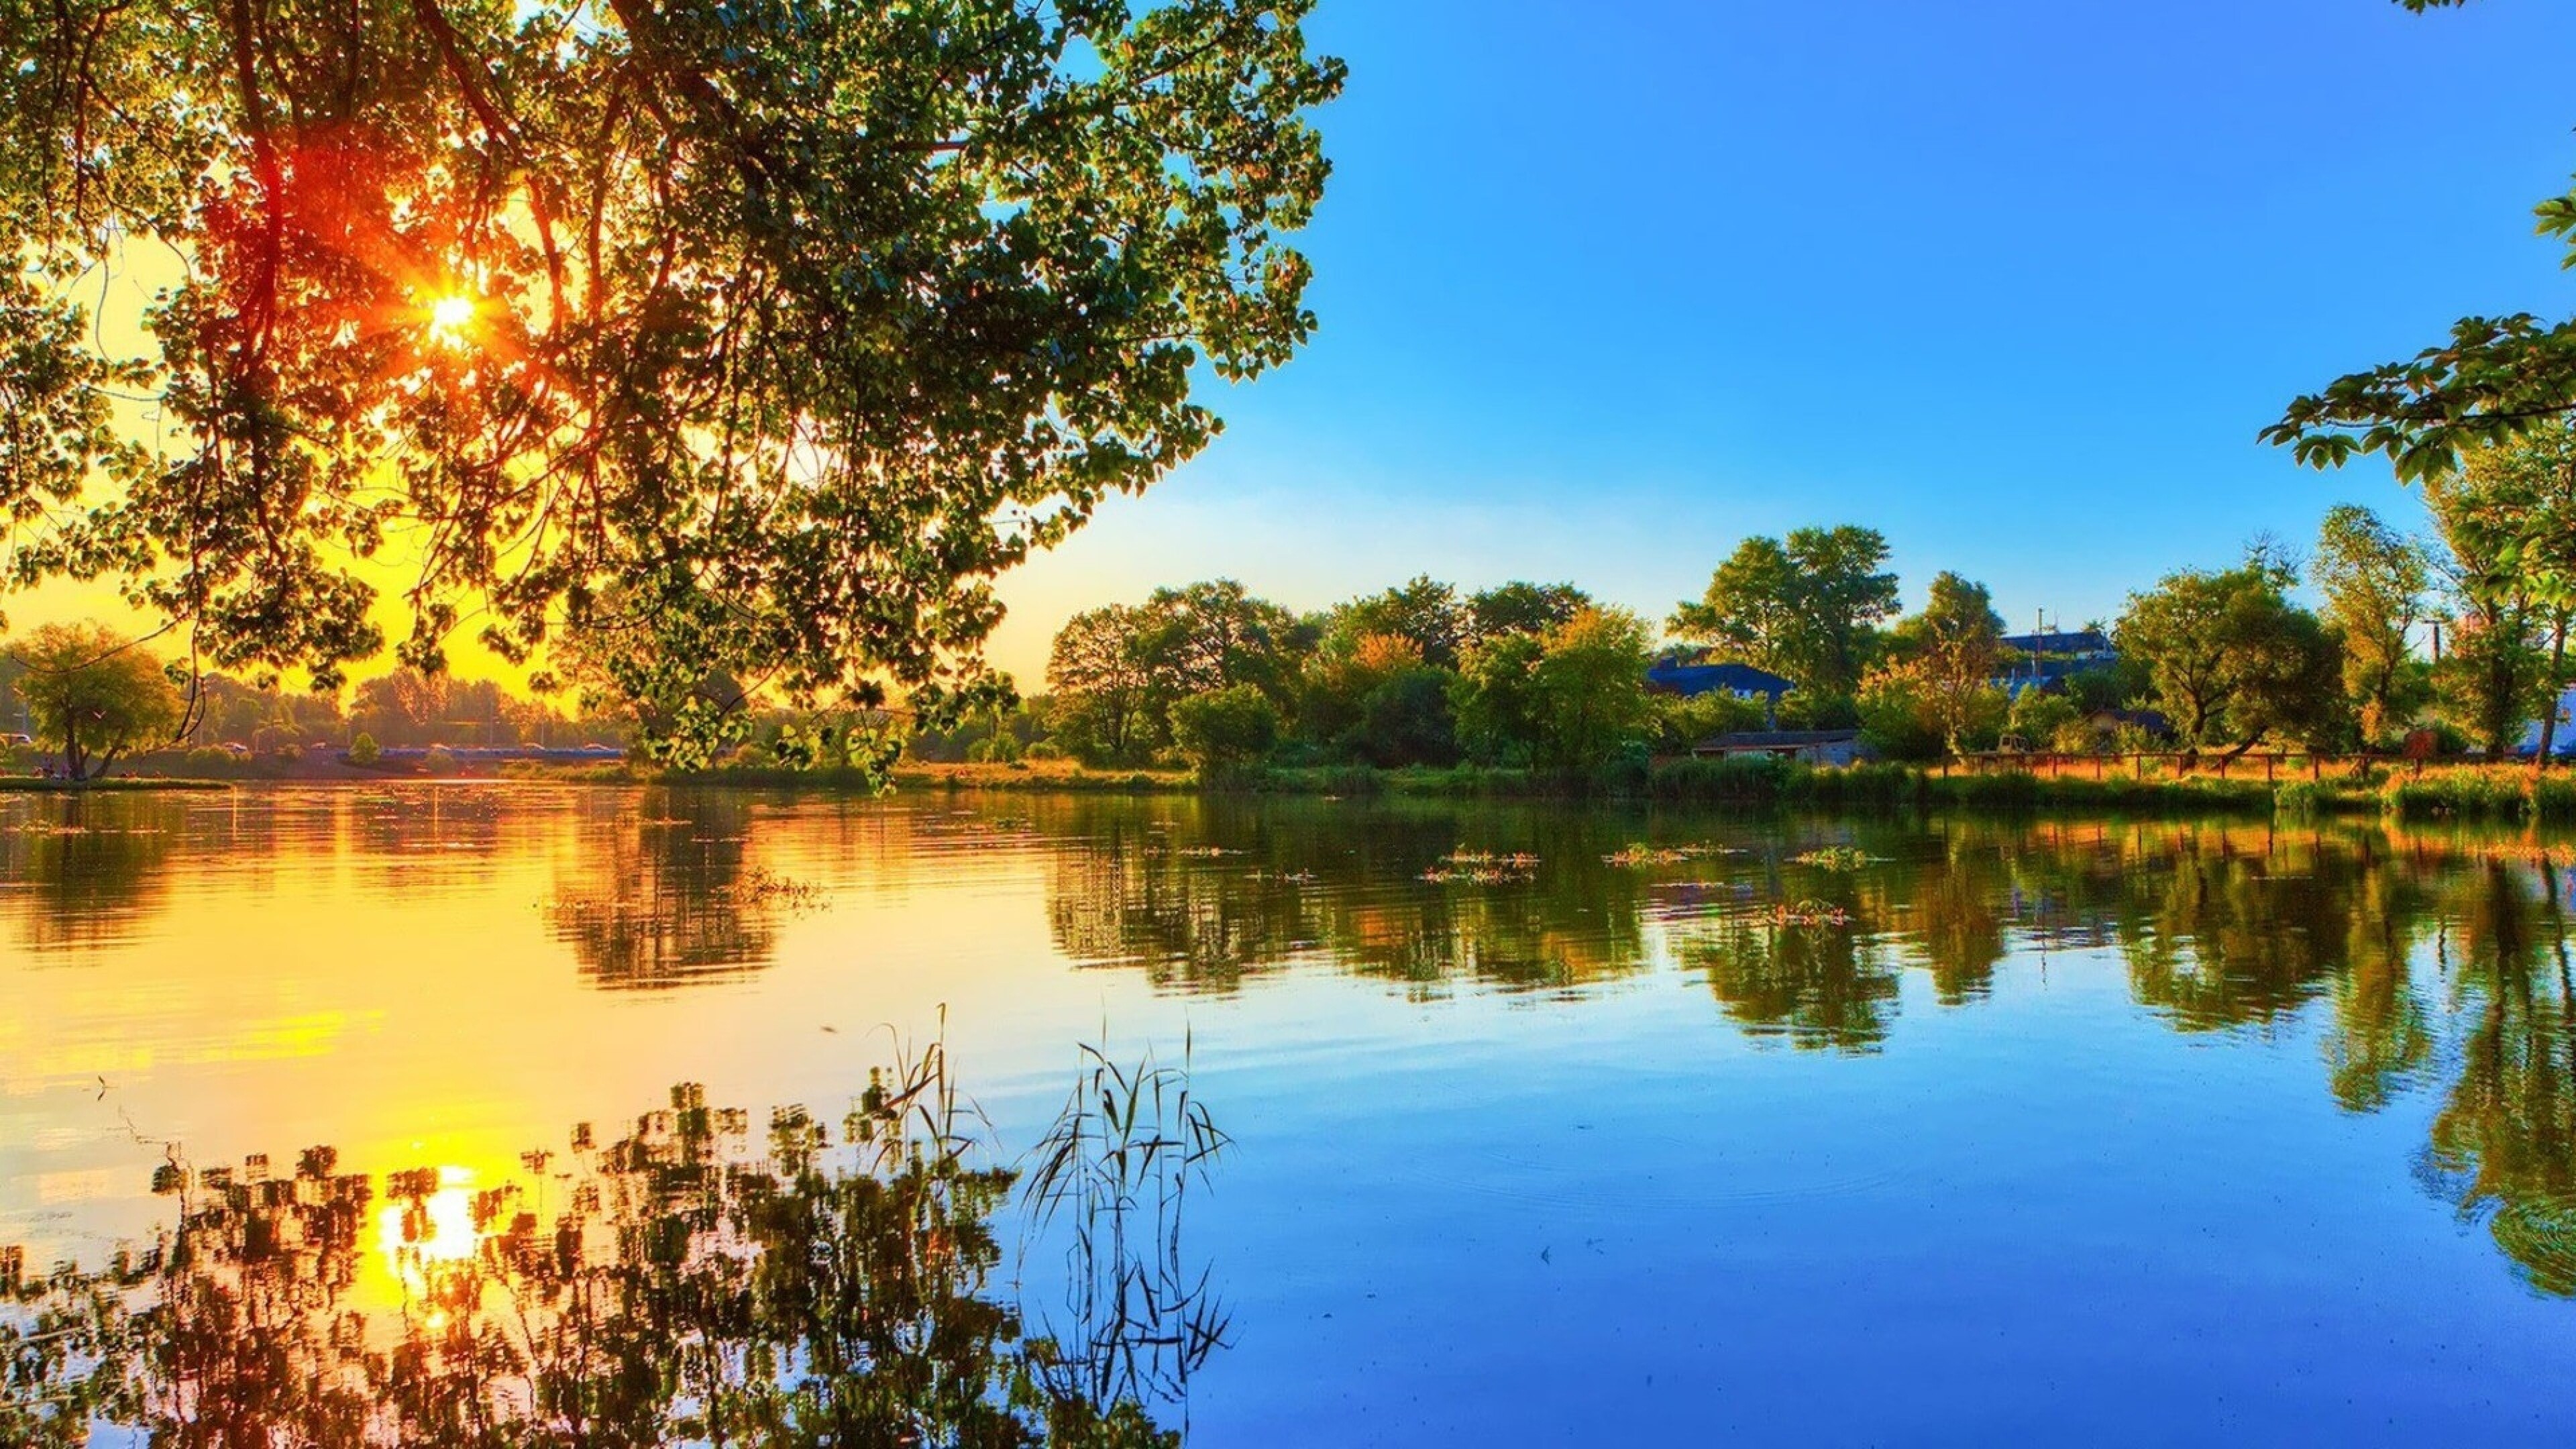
348, 733, 382, 766
423, 745, 460, 774
1171, 685, 1283, 771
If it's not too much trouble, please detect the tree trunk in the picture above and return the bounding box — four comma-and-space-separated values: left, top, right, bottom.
2220, 729, 2269, 764
2536, 616, 2569, 777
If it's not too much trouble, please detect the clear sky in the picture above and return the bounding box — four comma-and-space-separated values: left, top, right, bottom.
985, 0, 2576, 680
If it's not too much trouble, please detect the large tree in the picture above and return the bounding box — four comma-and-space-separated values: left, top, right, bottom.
1464, 581, 1590, 647
1135, 580, 1306, 706
1044, 604, 1157, 765
2444, 423, 2576, 763
2115, 558, 2341, 761
0, 1, 1342, 767
1334, 576, 1467, 669
1872, 572, 2007, 757
6, 622, 186, 779
2424, 437, 2569, 757
1669, 525, 1898, 698
2313, 504, 2431, 747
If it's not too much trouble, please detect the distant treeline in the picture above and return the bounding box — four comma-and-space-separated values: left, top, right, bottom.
920, 421, 2576, 777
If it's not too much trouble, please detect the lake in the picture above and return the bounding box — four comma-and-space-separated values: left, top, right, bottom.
4, 785, 2574, 1444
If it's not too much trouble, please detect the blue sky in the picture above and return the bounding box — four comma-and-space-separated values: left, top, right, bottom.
987, 0, 2576, 678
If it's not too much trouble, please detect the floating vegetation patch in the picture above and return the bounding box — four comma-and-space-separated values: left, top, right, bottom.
727, 865, 828, 912
1421, 849, 1540, 884
1792, 847, 1873, 872
1603, 843, 1736, 867
1173, 845, 1242, 858
1770, 898, 1853, 928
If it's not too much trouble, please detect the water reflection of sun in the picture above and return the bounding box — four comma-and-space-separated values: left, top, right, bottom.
376, 1165, 482, 1318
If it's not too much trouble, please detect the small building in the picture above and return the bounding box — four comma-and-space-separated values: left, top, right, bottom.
1647, 659, 1794, 702
1692, 729, 1868, 766
2516, 686, 2576, 758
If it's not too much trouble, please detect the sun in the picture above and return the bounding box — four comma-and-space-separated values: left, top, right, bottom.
425, 294, 476, 345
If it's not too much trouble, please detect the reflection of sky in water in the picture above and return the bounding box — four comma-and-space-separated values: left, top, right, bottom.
5, 788, 2576, 1442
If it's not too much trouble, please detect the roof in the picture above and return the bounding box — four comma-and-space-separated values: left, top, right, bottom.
1647, 659, 1795, 697
1696, 729, 1862, 749
2000, 629, 2114, 656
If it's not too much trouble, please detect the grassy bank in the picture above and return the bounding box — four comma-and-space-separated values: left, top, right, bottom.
0, 775, 233, 793
1218, 756, 2576, 823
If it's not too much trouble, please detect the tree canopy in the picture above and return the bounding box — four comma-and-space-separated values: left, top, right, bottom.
1668, 526, 1898, 699
2114, 557, 2341, 760
2313, 504, 2430, 746
5, 621, 185, 778
0, 0, 1342, 765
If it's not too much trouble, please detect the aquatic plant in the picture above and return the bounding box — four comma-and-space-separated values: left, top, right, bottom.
1602, 843, 1735, 867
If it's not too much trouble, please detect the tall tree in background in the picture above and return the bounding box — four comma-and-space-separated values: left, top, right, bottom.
6, 622, 184, 779
1669, 526, 1898, 698
0, 1, 1342, 768
1464, 582, 1591, 649
2116, 557, 2341, 762
1335, 576, 1467, 669
2425, 436, 2567, 757
2313, 504, 2431, 747
1871, 572, 2007, 757
1045, 605, 1158, 766
2450, 423, 2576, 765
1523, 607, 1656, 772
1136, 581, 1305, 706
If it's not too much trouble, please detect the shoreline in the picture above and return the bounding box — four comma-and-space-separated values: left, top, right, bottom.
8, 757, 2571, 827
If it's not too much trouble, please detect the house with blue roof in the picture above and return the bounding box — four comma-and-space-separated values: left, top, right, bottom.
1646, 658, 1796, 702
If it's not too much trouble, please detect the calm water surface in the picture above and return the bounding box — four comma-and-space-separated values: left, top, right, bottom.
5, 786, 2576, 1444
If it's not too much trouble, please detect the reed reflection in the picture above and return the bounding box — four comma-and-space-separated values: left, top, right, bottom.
1, 1040, 1219, 1447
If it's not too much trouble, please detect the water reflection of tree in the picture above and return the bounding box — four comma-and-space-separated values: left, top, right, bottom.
1041, 796, 1659, 994
0, 794, 180, 952
2114, 828, 2358, 1031
2, 1049, 1213, 1446
1691, 918, 1899, 1052
548, 790, 781, 988
2423, 861, 2576, 1295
